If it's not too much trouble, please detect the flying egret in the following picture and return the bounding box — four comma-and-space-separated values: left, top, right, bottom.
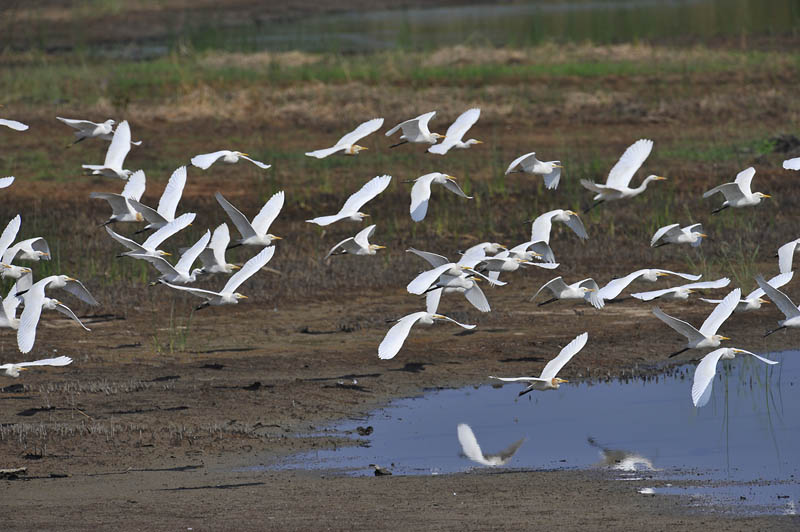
777, 238, 800, 274
89, 169, 146, 225
692, 348, 778, 407
631, 277, 730, 301
128, 166, 187, 232
501, 240, 556, 263
0, 118, 28, 131
324, 224, 385, 259
490, 332, 588, 394
653, 288, 740, 358
784, 157, 800, 170
57, 117, 142, 145
132, 230, 211, 284
650, 223, 705, 247
0, 176, 14, 189
158, 246, 275, 309
305, 118, 384, 158
596, 268, 702, 302
1, 356, 72, 378
106, 212, 195, 260
197, 224, 240, 275
4, 237, 50, 262
755, 274, 800, 336
81, 120, 134, 179
190, 150, 270, 170
385, 111, 442, 148
457, 424, 525, 467
16, 274, 98, 307
462, 242, 507, 257
580, 139, 665, 212
703, 167, 769, 213
532, 277, 603, 309
700, 272, 792, 312
529, 209, 588, 244
18, 278, 92, 354
428, 108, 481, 155
306, 175, 391, 226
587, 437, 657, 472
215, 190, 283, 248
505, 152, 562, 190
378, 293, 475, 360
409, 172, 472, 222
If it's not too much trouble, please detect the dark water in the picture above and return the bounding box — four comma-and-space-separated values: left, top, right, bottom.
97, 0, 800, 58
252, 349, 800, 515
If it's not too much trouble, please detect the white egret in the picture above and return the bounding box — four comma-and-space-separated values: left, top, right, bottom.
305, 118, 384, 158
17, 274, 98, 307
306, 175, 391, 226
532, 277, 603, 309
505, 152, 562, 190
1, 356, 72, 378
325, 224, 385, 259
158, 246, 275, 308
132, 230, 211, 284
596, 268, 702, 302
428, 108, 481, 155
490, 332, 588, 394
377, 293, 475, 360
128, 166, 187, 232
0, 176, 14, 188
197, 224, 240, 275
106, 212, 195, 260
755, 274, 800, 336
462, 242, 507, 257
653, 288, 740, 358
777, 238, 800, 274
650, 223, 705, 247
703, 167, 769, 213
457, 424, 525, 467
57, 117, 142, 145
191, 150, 270, 170
700, 272, 792, 312
501, 240, 556, 263
81, 120, 134, 179
385, 111, 442, 147
784, 157, 800, 170
580, 139, 666, 211
692, 348, 778, 407
587, 437, 657, 472
631, 277, 730, 301
4, 237, 50, 262
0, 118, 28, 131
215, 190, 283, 248
409, 172, 471, 222
18, 277, 93, 354
89, 169, 146, 225
529, 209, 588, 244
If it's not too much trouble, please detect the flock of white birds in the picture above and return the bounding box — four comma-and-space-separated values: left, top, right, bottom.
1, 110, 800, 417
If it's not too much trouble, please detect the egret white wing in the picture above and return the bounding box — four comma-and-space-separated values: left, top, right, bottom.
222, 246, 275, 293
157, 166, 187, 219
17, 286, 45, 353
755, 275, 800, 319
378, 312, 426, 360
783, 157, 800, 170
650, 224, 680, 246
442, 178, 472, 199
464, 283, 490, 312
53, 303, 91, 331
175, 230, 211, 273
143, 212, 196, 250
457, 424, 492, 466
407, 248, 450, 268
336, 118, 384, 147
692, 349, 726, 407
340, 175, 392, 214
121, 170, 146, 201
0, 176, 14, 188
353, 224, 376, 249
652, 307, 705, 344
191, 151, 227, 170
407, 264, 453, 295
777, 239, 799, 275
251, 190, 285, 235
734, 167, 755, 196
698, 288, 741, 336
540, 332, 588, 380
0, 215, 21, 258
425, 288, 443, 314
104, 120, 131, 168
410, 174, 435, 222
215, 192, 256, 240
17, 356, 73, 368
0, 119, 28, 131
437, 315, 476, 330
606, 139, 653, 188
105, 226, 144, 253
505, 152, 535, 174
746, 271, 793, 300
239, 155, 271, 169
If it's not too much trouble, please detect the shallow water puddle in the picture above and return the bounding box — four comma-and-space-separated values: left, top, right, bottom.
256, 350, 799, 514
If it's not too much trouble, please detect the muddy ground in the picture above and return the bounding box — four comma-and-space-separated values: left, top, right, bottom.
2, 4, 800, 529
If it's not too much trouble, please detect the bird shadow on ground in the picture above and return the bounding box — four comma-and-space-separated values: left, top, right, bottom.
388, 362, 430, 373
498, 356, 546, 363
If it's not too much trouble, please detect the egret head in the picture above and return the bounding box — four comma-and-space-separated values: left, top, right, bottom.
228, 264, 241, 271
4, 365, 26, 378
713, 334, 730, 343
581, 287, 596, 294
349, 145, 368, 155
356, 212, 370, 220
756, 192, 771, 199
267, 234, 282, 242
158, 250, 172, 257
648, 175, 667, 181
757, 297, 770, 305
234, 293, 248, 300
565, 210, 578, 216
465, 139, 483, 146
369, 244, 386, 251
551, 377, 568, 388
234, 151, 249, 157
106, 119, 116, 126
433, 133, 445, 139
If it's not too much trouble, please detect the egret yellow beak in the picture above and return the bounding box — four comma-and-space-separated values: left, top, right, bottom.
554, 164, 563, 168
758, 298, 769, 304
565, 210, 577, 216
231, 265, 241, 270
656, 272, 668, 277
374, 245, 386, 249
655, 176, 667, 181
162, 252, 172, 256
474, 140, 484, 144
556, 378, 568, 383
18, 367, 28, 372
686, 289, 694, 294
272, 236, 283, 240
42, 252, 50, 257
432, 314, 446, 319
762, 193, 772, 198
698, 233, 708, 238
719, 336, 730, 340
240, 152, 249, 156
